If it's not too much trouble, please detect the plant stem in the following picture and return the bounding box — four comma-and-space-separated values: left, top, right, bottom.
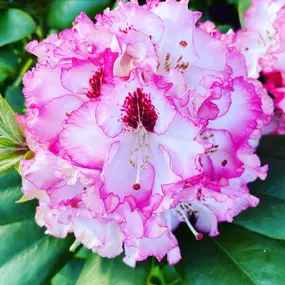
12, 58, 33, 88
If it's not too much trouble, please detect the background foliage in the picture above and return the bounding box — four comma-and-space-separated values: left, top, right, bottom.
0, 0, 284, 284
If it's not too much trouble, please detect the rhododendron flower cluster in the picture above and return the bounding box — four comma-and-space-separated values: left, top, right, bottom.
20, 0, 272, 266
232, 0, 285, 133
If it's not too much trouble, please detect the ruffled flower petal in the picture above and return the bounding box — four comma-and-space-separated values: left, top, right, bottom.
20, 0, 269, 267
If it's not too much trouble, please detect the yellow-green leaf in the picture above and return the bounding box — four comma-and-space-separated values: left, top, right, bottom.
15, 195, 29, 204
0, 95, 23, 143
0, 155, 23, 174
0, 137, 16, 156
238, 0, 251, 29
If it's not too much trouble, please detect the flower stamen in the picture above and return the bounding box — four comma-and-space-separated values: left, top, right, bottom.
177, 203, 204, 240
130, 129, 150, 190
163, 51, 190, 73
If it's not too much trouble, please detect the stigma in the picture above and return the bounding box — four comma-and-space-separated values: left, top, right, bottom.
176, 202, 204, 241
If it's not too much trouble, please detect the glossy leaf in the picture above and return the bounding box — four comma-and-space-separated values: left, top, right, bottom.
216, 24, 232, 33
0, 169, 35, 226
0, 95, 26, 173
47, 0, 114, 29
256, 135, 285, 159
112, 0, 129, 10
0, 48, 18, 84
0, 137, 16, 156
0, 9, 36, 47
235, 136, 285, 240
5, 86, 25, 115
0, 170, 75, 285
51, 258, 86, 285
0, 155, 23, 173
175, 223, 285, 285
0, 94, 23, 143
237, 0, 251, 29
160, 265, 184, 285
76, 254, 151, 285
235, 159, 285, 240
75, 247, 90, 260
188, 0, 210, 20
112, 0, 119, 10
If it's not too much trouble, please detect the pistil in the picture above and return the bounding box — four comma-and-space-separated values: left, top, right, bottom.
129, 128, 150, 190
176, 203, 204, 240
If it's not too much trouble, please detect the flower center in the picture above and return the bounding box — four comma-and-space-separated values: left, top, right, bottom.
86, 67, 104, 99
121, 88, 158, 132
175, 203, 204, 240
121, 88, 157, 190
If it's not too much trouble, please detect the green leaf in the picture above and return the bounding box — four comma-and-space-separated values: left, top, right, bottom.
234, 135, 285, 240
188, 0, 210, 21
256, 135, 285, 159
5, 86, 25, 115
0, 9, 36, 47
0, 137, 16, 147
0, 155, 23, 174
76, 254, 151, 285
0, 94, 23, 143
0, 92, 28, 173
0, 170, 36, 225
0, 138, 22, 173
0, 121, 17, 142
0, 170, 75, 285
0, 47, 18, 84
237, 0, 251, 29
75, 247, 90, 260
112, 0, 119, 10
112, 0, 129, 10
51, 258, 86, 285
161, 265, 184, 285
0, 137, 16, 156
216, 25, 232, 33
175, 223, 285, 285
47, 0, 114, 30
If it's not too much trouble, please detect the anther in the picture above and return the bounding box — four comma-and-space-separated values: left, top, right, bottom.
177, 55, 183, 63
166, 53, 170, 61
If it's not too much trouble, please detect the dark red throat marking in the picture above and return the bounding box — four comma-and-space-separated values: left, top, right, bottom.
121, 88, 158, 132
264, 71, 283, 88
87, 67, 104, 99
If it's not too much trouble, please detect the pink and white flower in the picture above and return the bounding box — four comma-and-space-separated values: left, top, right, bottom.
232, 0, 285, 133
20, 0, 270, 266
